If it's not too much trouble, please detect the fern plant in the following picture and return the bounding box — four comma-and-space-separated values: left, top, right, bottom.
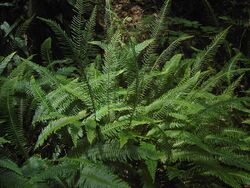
0, 0, 249, 187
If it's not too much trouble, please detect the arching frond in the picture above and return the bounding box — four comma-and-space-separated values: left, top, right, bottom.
193, 27, 230, 72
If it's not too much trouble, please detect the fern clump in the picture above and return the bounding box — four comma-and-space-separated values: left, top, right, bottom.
0, 0, 249, 187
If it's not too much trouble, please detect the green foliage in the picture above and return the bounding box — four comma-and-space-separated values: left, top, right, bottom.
0, 1, 249, 188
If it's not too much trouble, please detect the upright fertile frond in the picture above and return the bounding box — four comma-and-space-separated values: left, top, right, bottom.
103, 32, 121, 115
151, 0, 172, 38
103, 32, 120, 69
70, 4, 100, 114
38, 17, 75, 58
141, 0, 172, 72
123, 42, 140, 87
104, 0, 113, 35
193, 27, 230, 72
81, 6, 97, 62
138, 0, 172, 71
83, 6, 97, 43
71, 0, 85, 54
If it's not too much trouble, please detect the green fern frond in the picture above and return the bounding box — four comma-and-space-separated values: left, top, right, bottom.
83, 5, 97, 47
0, 52, 16, 75
152, 36, 193, 71
1, 3, 249, 188
35, 110, 86, 149
78, 164, 130, 188
104, 0, 113, 35
0, 159, 22, 175
226, 53, 242, 83
223, 75, 243, 95
40, 37, 52, 64
214, 150, 250, 171
141, 0, 172, 69
95, 102, 130, 121
29, 76, 55, 112
102, 117, 160, 139
193, 27, 230, 72
151, 0, 172, 38
24, 58, 59, 85
31, 161, 78, 183
222, 128, 248, 138
60, 79, 93, 109
57, 157, 130, 188
203, 169, 243, 188
228, 171, 250, 187
71, 0, 85, 55
85, 141, 163, 163
85, 142, 141, 162
135, 38, 155, 55
4, 79, 28, 158
47, 88, 80, 114
32, 112, 64, 125
145, 72, 201, 117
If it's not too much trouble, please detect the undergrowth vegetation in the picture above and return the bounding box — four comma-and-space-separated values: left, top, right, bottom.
0, 0, 250, 187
